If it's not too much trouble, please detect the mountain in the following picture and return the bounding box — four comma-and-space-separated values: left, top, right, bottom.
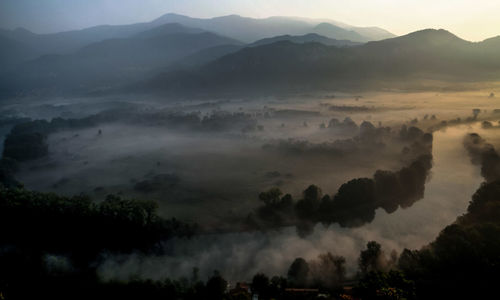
0, 13, 393, 57
133, 23, 204, 39
250, 33, 361, 47
0, 24, 242, 95
164, 44, 244, 71
349, 26, 395, 41
143, 29, 500, 94
0, 35, 40, 69
0, 17, 211, 55
150, 14, 314, 43
312, 23, 370, 42
149, 13, 391, 43
273, 16, 395, 40
0, 25, 154, 55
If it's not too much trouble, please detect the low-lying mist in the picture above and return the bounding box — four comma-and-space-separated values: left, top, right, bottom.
1, 90, 499, 284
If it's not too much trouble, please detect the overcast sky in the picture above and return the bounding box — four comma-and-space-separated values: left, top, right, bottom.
1, 0, 498, 41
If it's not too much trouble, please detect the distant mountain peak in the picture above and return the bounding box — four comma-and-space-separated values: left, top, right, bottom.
218, 14, 242, 18
152, 13, 193, 24
155, 12, 188, 19
405, 28, 459, 39
146, 13, 392, 43
398, 28, 466, 45
314, 22, 336, 29
361, 28, 468, 51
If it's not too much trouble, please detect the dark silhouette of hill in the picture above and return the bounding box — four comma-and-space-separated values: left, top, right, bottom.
0, 25, 153, 55
132, 23, 204, 39
144, 29, 500, 95
0, 24, 242, 96
166, 33, 360, 72
0, 13, 392, 57
0, 20, 207, 55
0, 35, 40, 70
149, 13, 390, 43
164, 44, 244, 71
312, 22, 369, 42
250, 33, 361, 47
0, 15, 231, 55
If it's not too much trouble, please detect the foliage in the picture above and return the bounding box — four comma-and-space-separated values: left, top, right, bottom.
359, 241, 383, 275
251, 273, 270, 298
287, 258, 310, 287
355, 271, 416, 300
2, 131, 48, 161
396, 180, 500, 299
0, 186, 197, 299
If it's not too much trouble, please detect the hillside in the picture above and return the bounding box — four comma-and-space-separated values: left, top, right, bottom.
150, 13, 390, 43
0, 24, 242, 95
145, 29, 500, 94
250, 33, 361, 47
0, 35, 39, 70
312, 22, 369, 42
0, 13, 393, 56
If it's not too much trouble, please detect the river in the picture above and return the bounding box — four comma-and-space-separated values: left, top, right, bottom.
98, 123, 487, 282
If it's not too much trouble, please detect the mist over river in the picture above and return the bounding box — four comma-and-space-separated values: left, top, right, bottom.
98, 123, 485, 282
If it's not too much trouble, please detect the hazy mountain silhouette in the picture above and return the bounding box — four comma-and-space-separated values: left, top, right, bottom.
0, 24, 242, 95
143, 29, 500, 94
162, 33, 361, 74
148, 13, 391, 43
164, 45, 244, 71
0, 13, 392, 57
0, 24, 156, 55
3, 25, 499, 98
0, 35, 40, 69
250, 33, 361, 47
133, 23, 204, 39
312, 23, 369, 42
0, 15, 226, 55
350, 26, 395, 41
160, 33, 359, 73
151, 14, 316, 42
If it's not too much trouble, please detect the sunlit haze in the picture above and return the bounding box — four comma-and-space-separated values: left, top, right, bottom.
2, 0, 500, 299
1, 0, 499, 41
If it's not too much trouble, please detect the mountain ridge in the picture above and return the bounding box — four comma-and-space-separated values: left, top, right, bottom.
0, 13, 395, 55
141, 28, 500, 95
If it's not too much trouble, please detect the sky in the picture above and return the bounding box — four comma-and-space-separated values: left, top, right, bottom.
0, 0, 498, 41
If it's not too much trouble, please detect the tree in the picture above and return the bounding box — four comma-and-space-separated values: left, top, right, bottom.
269, 276, 287, 299
333, 255, 347, 283
288, 258, 309, 287
206, 271, 227, 300
251, 273, 270, 298
309, 252, 346, 288
258, 188, 283, 206
3, 132, 48, 161
332, 178, 376, 227
295, 185, 322, 220
355, 270, 416, 300
0, 158, 21, 188
359, 241, 383, 275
